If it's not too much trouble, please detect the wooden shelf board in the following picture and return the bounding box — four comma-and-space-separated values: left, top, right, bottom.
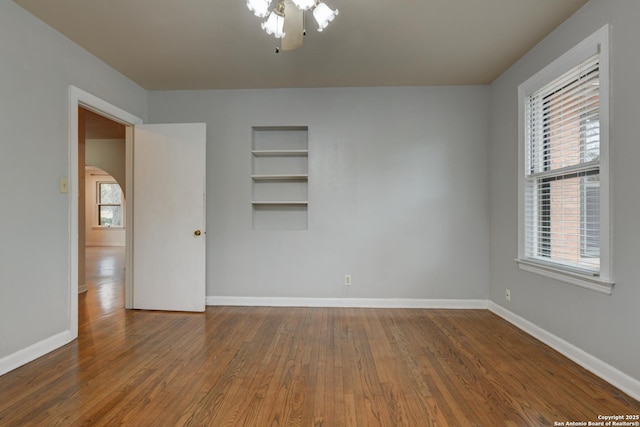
251, 174, 308, 181
251, 201, 308, 205
252, 150, 308, 157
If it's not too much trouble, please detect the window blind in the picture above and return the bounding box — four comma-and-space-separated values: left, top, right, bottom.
524, 53, 601, 274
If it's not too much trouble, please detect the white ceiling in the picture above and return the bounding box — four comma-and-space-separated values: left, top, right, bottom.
15, 0, 588, 90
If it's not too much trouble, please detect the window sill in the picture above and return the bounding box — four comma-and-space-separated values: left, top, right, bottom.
515, 258, 614, 295
92, 226, 124, 231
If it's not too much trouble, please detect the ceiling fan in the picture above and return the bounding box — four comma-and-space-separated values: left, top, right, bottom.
246, 0, 339, 52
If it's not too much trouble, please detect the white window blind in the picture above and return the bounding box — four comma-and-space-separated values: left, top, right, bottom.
524, 53, 601, 274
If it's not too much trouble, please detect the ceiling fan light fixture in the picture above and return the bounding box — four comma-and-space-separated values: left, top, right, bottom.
247, 0, 337, 50
246, 0, 271, 18
312, 1, 338, 32
261, 0, 286, 38
291, 0, 316, 10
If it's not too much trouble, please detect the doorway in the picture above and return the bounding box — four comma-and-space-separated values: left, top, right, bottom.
79, 109, 127, 300
69, 86, 143, 340
69, 87, 207, 339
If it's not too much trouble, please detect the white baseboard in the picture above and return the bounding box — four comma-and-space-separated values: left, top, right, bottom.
489, 301, 640, 402
206, 296, 488, 309
0, 330, 72, 376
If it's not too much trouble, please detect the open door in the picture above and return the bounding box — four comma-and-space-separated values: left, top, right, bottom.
132, 123, 206, 312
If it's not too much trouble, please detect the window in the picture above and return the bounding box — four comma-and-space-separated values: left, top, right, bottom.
97, 182, 122, 227
517, 25, 612, 294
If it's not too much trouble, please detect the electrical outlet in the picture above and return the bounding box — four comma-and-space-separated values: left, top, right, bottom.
506, 289, 511, 302
345, 274, 351, 286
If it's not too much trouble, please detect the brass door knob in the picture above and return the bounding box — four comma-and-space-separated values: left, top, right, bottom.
194, 230, 202, 236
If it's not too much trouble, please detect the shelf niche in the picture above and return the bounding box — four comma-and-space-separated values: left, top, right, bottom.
251, 126, 308, 230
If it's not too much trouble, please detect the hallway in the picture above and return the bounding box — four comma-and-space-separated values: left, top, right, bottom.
80, 246, 125, 327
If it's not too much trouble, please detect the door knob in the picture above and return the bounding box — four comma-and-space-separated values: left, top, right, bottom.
194, 230, 202, 236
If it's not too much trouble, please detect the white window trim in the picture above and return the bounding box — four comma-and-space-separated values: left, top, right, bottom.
516, 24, 613, 295
92, 225, 124, 230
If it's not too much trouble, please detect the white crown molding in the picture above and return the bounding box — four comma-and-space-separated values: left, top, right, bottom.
206, 296, 489, 309
0, 331, 71, 376
489, 301, 640, 402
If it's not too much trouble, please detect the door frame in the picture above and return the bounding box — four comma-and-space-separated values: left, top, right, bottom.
68, 86, 143, 339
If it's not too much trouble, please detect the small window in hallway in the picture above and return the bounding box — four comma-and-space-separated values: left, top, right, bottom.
97, 182, 122, 227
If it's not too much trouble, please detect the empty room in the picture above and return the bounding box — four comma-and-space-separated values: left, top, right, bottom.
1, 0, 639, 425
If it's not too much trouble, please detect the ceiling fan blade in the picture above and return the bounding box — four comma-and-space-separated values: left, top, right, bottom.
281, 0, 304, 51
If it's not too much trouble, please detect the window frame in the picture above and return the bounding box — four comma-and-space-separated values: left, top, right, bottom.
516, 24, 613, 294
96, 181, 124, 228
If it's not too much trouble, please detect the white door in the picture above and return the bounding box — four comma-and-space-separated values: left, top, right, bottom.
132, 123, 206, 312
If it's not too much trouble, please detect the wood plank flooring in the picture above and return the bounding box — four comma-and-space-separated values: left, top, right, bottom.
1, 247, 638, 426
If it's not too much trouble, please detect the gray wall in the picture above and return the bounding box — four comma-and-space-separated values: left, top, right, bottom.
149, 86, 490, 300
489, 0, 640, 381
0, 2, 147, 360
86, 139, 126, 191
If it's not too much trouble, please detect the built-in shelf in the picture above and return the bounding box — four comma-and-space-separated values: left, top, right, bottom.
251, 174, 308, 181
252, 150, 308, 157
252, 126, 308, 230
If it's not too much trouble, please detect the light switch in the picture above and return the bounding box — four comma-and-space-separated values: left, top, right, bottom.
60, 178, 68, 193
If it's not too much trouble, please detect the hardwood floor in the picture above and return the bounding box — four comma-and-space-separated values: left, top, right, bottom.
81, 246, 125, 320
0, 248, 638, 426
